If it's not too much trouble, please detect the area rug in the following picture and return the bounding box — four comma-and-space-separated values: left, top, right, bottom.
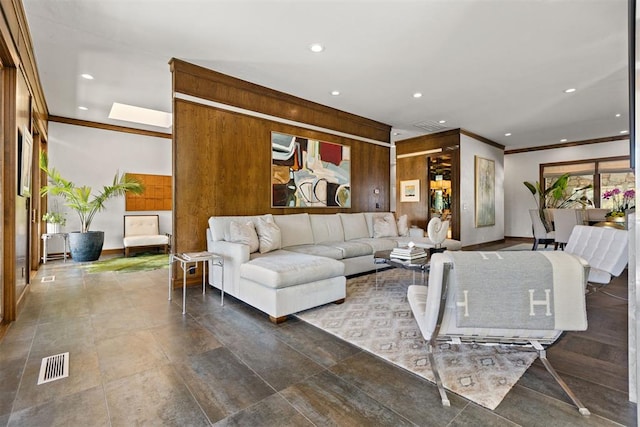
502, 243, 554, 251
296, 268, 538, 410
83, 254, 169, 274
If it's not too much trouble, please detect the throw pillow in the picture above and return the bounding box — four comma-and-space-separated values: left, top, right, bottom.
255, 216, 282, 253
229, 220, 260, 253
397, 214, 409, 237
373, 213, 399, 238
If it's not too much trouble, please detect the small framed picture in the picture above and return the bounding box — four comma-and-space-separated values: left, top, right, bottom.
400, 179, 420, 202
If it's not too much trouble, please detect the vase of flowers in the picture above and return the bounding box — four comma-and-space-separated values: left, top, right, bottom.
42, 211, 66, 234
602, 188, 635, 222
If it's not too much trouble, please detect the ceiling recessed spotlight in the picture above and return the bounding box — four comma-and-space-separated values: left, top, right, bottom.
620, 130, 629, 134
560, 138, 567, 142
81, 73, 94, 80
438, 120, 446, 124
413, 92, 422, 98
78, 106, 88, 110
564, 88, 576, 93
331, 90, 340, 96
393, 132, 401, 136
616, 113, 622, 117
309, 43, 324, 53
504, 133, 512, 136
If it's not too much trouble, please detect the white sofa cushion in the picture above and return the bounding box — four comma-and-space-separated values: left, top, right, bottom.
209, 215, 262, 242
351, 237, 397, 252
326, 241, 373, 258
123, 235, 169, 247
240, 251, 344, 289
338, 213, 369, 240
309, 214, 345, 244
363, 212, 397, 238
229, 220, 260, 253
373, 213, 399, 238
397, 214, 409, 236
273, 213, 314, 248
285, 244, 343, 259
255, 216, 282, 253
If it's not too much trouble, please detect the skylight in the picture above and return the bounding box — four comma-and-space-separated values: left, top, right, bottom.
108, 102, 172, 128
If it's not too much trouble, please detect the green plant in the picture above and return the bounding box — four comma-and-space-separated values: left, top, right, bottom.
523, 173, 592, 231
42, 211, 66, 226
39, 151, 144, 232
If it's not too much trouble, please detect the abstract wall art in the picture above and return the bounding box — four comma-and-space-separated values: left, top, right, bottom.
271, 132, 351, 207
475, 156, 495, 227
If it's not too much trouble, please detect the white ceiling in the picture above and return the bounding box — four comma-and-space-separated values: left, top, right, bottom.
22, 0, 630, 149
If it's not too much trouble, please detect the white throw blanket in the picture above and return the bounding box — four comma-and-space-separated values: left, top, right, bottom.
449, 251, 587, 331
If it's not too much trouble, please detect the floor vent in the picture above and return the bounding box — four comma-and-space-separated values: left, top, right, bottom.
37, 352, 69, 385
41, 276, 55, 283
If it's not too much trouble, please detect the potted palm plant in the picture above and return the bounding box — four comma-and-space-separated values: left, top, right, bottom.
39, 151, 144, 262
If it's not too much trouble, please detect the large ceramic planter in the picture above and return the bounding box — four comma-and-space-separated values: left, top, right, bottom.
68, 231, 104, 262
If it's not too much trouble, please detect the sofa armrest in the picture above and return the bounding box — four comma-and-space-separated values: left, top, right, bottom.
208, 240, 250, 263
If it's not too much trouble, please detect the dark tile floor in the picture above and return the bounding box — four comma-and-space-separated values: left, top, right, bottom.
0, 245, 635, 426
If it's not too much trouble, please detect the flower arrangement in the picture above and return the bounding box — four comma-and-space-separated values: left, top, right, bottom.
602, 188, 635, 218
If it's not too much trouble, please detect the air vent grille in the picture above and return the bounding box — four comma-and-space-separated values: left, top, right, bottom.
413, 120, 449, 133
38, 352, 69, 385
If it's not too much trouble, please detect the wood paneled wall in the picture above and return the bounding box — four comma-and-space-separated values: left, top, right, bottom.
395, 130, 461, 238
171, 60, 392, 255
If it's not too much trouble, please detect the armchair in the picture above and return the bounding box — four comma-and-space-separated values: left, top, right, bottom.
123, 215, 170, 257
407, 250, 590, 415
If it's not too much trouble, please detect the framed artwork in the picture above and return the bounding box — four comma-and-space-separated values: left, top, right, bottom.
475, 156, 495, 227
18, 126, 33, 197
271, 131, 351, 208
400, 179, 420, 202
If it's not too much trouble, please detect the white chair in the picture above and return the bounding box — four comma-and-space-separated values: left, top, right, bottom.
564, 225, 628, 291
529, 209, 555, 250
552, 209, 585, 249
123, 215, 170, 257
407, 250, 591, 416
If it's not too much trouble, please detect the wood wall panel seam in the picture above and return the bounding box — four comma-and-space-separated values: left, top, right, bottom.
175, 94, 391, 147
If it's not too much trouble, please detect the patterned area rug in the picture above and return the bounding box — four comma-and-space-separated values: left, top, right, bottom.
296, 268, 538, 410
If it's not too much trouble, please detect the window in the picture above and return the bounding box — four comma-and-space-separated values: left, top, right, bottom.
541, 156, 634, 209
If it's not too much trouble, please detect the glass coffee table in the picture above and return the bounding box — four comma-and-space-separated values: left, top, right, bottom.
374, 249, 431, 286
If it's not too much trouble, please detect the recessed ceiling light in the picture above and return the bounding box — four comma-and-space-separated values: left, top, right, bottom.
309, 43, 324, 53
413, 92, 422, 98
331, 90, 340, 96
81, 74, 94, 80
393, 132, 401, 136
438, 120, 446, 124
616, 113, 622, 117
504, 133, 512, 136
108, 102, 172, 128
564, 88, 576, 93
620, 130, 629, 134
560, 138, 567, 142
78, 106, 88, 111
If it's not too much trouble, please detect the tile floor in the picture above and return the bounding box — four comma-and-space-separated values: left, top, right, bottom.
0, 253, 635, 426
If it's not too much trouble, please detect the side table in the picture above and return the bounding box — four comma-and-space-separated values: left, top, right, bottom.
168, 252, 224, 315
41, 233, 69, 264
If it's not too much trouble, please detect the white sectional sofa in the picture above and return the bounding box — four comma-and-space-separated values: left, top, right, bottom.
206, 212, 461, 322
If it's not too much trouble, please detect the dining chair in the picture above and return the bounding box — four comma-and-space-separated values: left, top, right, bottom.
552, 209, 586, 250
529, 209, 555, 250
